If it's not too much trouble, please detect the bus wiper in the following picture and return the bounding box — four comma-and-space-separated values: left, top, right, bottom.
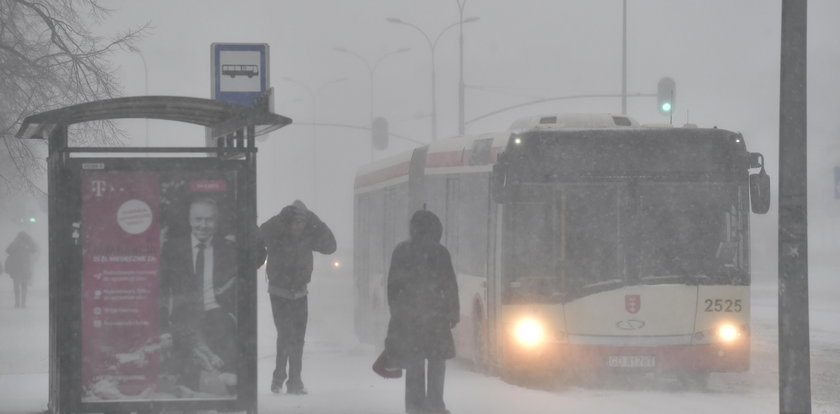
581, 278, 624, 290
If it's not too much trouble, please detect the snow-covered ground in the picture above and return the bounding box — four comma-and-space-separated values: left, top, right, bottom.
1, 268, 838, 414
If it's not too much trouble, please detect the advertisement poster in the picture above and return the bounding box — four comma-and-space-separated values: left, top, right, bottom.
81, 166, 240, 402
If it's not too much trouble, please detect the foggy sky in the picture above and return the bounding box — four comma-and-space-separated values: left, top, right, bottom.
89, 0, 840, 290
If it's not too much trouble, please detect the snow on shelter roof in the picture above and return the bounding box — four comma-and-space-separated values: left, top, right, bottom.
14, 95, 292, 141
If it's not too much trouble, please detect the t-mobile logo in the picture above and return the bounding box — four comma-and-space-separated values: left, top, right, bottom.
91, 180, 108, 197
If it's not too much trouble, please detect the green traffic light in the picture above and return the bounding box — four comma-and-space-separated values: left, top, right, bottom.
661, 102, 672, 113
28, 217, 36, 223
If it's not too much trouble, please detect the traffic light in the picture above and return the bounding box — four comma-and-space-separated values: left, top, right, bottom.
17, 215, 36, 224
657, 77, 676, 115
371, 117, 388, 150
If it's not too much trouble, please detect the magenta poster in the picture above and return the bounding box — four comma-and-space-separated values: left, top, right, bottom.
78, 165, 241, 403
81, 171, 161, 401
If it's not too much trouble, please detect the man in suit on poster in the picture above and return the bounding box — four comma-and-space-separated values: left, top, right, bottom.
160, 196, 241, 394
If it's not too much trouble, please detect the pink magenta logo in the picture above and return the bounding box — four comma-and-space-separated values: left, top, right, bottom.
91, 180, 108, 197
190, 180, 227, 192
625, 294, 641, 314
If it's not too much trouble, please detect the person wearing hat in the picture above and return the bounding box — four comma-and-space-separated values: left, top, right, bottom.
260, 200, 336, 395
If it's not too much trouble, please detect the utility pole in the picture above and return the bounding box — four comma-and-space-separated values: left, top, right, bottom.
134, 51, 150, 146
621, 0, 627, 115
778, 1, 811, 413
457, 0, 468, 135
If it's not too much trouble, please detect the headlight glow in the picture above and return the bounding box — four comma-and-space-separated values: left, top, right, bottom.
718, 324, 739, 342
513, 317, 546, 348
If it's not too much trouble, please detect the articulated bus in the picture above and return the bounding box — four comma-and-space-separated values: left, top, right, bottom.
353, 113, 771, 385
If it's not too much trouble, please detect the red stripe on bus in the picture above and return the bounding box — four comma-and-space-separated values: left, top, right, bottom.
426, 149, 465, 168
354, 161, 410, 189
355, 145, 504, 189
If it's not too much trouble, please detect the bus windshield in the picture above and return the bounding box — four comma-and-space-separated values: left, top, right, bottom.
505, 182, 746, 302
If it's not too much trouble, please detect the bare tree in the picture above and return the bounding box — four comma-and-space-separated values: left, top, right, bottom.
0, 0, 147, 197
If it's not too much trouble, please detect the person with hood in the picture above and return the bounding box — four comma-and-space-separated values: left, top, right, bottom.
386, 209, 459, 414
260, 200, 336, 395
5, 231, 39, 308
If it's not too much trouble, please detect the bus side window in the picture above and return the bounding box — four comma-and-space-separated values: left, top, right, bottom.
469, 138, 493, 165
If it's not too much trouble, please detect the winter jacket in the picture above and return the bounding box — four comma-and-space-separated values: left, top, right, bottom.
5, 232, 38, 282
260, 201, 336, 298
385, 210, 460, 366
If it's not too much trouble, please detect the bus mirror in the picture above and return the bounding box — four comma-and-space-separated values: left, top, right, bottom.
749, 168, 771, 214
749, 152, 764, 169
492, 153, 508, 203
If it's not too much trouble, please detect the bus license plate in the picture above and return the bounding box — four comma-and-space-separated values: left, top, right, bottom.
606, 355, 656, 368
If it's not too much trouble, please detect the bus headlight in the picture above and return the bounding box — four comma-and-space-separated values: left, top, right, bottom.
717, 324, 740, 342
513, 317, 547, 348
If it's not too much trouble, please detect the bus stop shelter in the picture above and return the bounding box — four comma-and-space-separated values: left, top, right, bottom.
15, 95, 290, 414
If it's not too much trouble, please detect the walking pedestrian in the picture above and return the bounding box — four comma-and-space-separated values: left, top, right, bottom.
385, 209, 459, 414
260, 200, 336, 395
5, 231, 39, 308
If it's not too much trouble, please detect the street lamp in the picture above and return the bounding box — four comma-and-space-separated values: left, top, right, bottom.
333, 46, 410, 159
133, 51, 150, 146
386, 16, 479, 141
455, 0, 473, 136
279, 76, 347, 209
621, 0, 627, 114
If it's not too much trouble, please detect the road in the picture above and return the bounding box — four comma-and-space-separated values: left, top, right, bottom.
0, 269, 837, 413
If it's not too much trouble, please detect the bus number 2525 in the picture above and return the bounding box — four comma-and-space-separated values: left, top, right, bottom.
704, 299, 743, 312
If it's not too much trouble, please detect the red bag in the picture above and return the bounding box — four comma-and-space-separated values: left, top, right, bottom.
372, 350, 402, 379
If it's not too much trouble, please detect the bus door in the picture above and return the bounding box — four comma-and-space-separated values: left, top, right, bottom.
488, 202, 504, 364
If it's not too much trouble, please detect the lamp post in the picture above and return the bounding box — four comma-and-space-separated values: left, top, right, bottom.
387, 16, 479, 141
456, 0, 468, 136
333, 46, 409, 159
279, 76, 347, 209
134, 51, 150, 146
621, 0, 627, 115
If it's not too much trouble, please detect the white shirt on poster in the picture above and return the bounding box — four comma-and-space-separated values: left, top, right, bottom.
192, 234, 220, 311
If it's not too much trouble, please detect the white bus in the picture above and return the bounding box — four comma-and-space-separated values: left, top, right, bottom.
353, 113, 770, 386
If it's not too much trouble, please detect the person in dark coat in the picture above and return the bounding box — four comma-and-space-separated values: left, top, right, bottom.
5, 231, 38, 308
159, 197, 240, 394
260, 200, 336, 395
386, 209, 459, 414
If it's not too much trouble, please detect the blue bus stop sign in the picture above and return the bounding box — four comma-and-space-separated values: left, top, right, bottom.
211, 43, 269, 107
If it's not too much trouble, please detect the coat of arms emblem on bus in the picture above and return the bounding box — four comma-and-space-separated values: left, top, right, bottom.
625, 294, 641, 314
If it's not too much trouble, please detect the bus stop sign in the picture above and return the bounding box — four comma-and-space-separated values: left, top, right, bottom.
212, 43, 269, 107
